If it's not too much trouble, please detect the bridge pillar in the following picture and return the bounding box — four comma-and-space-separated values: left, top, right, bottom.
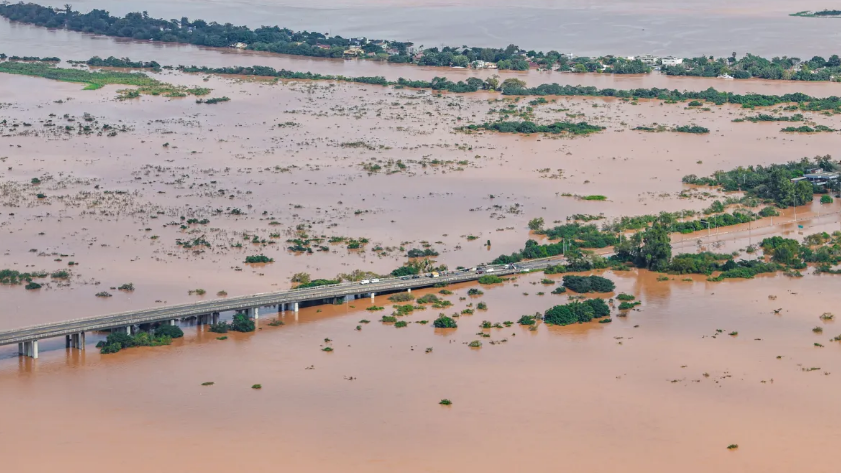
170, 319, 176, 326
66, 335, 72, 348
254, 307, 259, 320
293, 302, 299, 312
18, 342, 24, 355
22, 340, 39, 359
407, 288, 411, 293
370, 292, 375, 301
78, 332, 86, 350
212, 312, 219, 324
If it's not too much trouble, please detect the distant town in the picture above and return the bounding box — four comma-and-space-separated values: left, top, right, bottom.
3, 3, 841, 81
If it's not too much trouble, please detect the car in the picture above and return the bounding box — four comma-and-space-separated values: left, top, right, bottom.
400, 276, 411, 280
520, 269, 530, 273
412, 275, 420, 279
371, 278, 380, 283
477, 270, 485, 275
486, 268, 496, 273
360, 280, 370, 285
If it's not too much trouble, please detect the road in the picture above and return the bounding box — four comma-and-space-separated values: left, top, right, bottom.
0, 258, 567, 347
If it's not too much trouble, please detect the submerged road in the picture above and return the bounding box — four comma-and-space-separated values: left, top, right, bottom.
0, 258, 570, 351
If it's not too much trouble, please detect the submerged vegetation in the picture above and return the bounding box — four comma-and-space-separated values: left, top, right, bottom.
459, 120, 605, 136
0, 60, 211, 99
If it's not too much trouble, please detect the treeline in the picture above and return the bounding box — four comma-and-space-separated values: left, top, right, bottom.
85, 56, 161, 69
460, 120, 605, 135
682, 155, 837, 207
0, 53, 60, 62
501, 84, 841, 111
662, 53, 841, 81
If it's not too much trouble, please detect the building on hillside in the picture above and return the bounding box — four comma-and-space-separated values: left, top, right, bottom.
661, 56, 683, 66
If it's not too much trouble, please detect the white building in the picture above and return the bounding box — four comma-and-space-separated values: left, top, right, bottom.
661, 56, 683, 66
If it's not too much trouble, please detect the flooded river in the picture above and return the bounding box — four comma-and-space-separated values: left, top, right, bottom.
9, 0, 841, 57
2, 5, 841, 472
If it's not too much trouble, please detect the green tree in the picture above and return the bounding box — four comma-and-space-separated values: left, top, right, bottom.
528, 217, 544, 231
501, 78, 526, 90
639, 222, 672, 271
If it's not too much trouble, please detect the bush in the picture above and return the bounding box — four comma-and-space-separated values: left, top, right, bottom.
381, 315, 397, 323
551, 286, 566, 294
155, 324, 184, 338
544, 305, 580, 325
388, 292, 415, 302
25, 282, 42, 290
618, 301, 640, 310
562, 275, 615, 293
245, 255, 274, 263
416, 294, 441, 304
585, 298, 611, 318
209, 322, 228, 333
517, 315, 536, 325
477, 302, 488, 310
544, 299, 608, 325
230, 312, 255, 332
821, 194, 834, 204
478, 275, 504, 284
433, 315, 458, 328
468, 340, 482, 348
616, 293, 635, 301
467, 288, 484, 296
394, 320, 408, 328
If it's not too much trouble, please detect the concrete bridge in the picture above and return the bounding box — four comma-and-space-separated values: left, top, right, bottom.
1, 258, 565, 359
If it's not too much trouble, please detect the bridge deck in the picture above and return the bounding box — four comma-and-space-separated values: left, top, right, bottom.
0, 259, 561, 346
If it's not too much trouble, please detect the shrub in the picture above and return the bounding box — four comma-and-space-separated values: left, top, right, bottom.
155, 324, 184, 338
51, 270, 70, 279
366, 306, 384, 311
478, 275, 504, 284
821, 194, 834, 204
467, 288, 484, 296
468, 340, 482, 348
551, 286, 566, 294
544, 304, 580, 325
230, 313, 255, 332
562, 275, 615, 293
395, 320, 408, 328
388, 292, 415, 302
618, 301, 640, 310
245, 255, 274, 263
544, 299, 608, 325
25, 282, 42, 290
585, 298, 611, 318
252, 384, 262, 389
381, 316, 397, 323
517, 315, 536, 325
616, 293, 635, 301
209, 322, 228, 333
541, 278, 555, 285
117, 282, 134, 291
416, 294, 441, 304
477, 302, 488, 310
433, 315, 458, 328
439, 399, 452, 405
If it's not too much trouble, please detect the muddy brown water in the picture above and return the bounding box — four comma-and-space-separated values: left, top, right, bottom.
7, 0, 841, 57
2, 21, 841, 471
3, 269, 841, 472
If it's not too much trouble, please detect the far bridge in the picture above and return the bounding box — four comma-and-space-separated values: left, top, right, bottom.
1, 258, 566, 359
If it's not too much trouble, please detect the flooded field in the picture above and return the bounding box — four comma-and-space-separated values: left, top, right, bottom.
3, 10, 841, 472
2, 69, 841, 327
